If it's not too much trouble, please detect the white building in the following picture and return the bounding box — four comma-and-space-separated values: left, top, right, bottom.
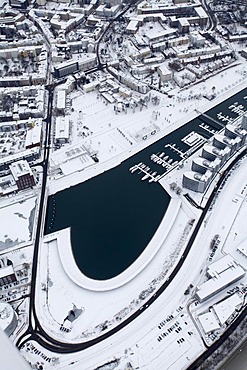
195, 255, 245, 302
190, 32, 206, 47
182, 170, 212, 193
126, 20, 139, 34
83, 81, 100, 93
55, 116, 70, 144
157, 64, 172, 81
213, 294, 242, 325
237, 244, 247, 258
9, 160, 35, 190
25, 122, 42, 149
56, 90, 66, 114
198, 311, 220, 334
191, 157, 221, 174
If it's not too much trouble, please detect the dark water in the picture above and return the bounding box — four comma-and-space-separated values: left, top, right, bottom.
45, 88, 247, 280
46, 166, 170, 280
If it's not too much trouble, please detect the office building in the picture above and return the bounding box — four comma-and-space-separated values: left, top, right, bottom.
182, 170, 212, 193
9, 160, 35, 190
191, 157, 220, 174
54, 60, 79, 78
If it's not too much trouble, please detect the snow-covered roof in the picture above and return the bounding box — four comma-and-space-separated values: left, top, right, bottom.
207, 254, 241, 277
194, 6, 208, 18
0, 147, 40, 167
0, 265, 15, 279
57, 90, 66, 110
193, 157, 220, 170
184, 170, 212, 183
9, 160, 33, 181
55, 116, 69, 141
237, 244, 247, 258
213, 294, 242, 325
25, 124, 42, 148
198, 311, 220, 334
196, 255, 245, 302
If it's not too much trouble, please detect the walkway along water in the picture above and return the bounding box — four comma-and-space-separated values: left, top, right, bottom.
45, 88, 247, 280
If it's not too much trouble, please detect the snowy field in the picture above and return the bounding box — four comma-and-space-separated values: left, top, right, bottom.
48, 66, 247, 195
0, 194, 37, 250
19, 62, 247, 370
35, 189, 199, 343
24, 139, 247, 370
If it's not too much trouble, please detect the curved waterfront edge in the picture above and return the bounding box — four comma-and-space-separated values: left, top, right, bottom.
42, 190, 181, 292
17, 147, 247, 368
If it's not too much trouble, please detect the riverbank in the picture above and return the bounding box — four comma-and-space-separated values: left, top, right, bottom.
43, 187, 181, 291
47, 79, 247, 196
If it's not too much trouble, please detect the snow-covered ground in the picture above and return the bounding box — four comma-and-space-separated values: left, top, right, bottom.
35, 185, 198, 343
0, 193, 37, 250
21, 126, 247, 370
0, 1, 246, 368
48, 68, 247, 195
18, 74, 247, 368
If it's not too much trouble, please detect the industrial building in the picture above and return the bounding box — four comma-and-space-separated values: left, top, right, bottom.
195, 254, 245, 302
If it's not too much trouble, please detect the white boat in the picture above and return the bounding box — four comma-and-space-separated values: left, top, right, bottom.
141, 174, 149, 181
129, 165, 137, 173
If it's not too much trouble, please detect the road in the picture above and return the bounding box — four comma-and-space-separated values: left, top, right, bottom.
17, 116, 247, 359
13, 8, 247, 365
201, 0, 217, 31
16, 86, 53, 346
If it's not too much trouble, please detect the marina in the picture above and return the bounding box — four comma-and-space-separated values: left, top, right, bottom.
129, 162, 162, 182
45, 87, 247, 280
199, 122, 216, 136
181, 131, 205, 147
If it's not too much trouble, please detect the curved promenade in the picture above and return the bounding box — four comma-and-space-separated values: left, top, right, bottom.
43, 191, 181, 291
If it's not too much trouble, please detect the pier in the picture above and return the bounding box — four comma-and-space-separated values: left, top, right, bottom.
129, 162, 162, 182
165, 143, 185, 159
195, 109, 225, 128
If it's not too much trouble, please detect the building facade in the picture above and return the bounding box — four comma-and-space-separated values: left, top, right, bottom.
9, 160, 35, 190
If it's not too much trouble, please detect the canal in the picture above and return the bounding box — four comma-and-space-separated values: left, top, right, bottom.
45, 88, 247, 280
